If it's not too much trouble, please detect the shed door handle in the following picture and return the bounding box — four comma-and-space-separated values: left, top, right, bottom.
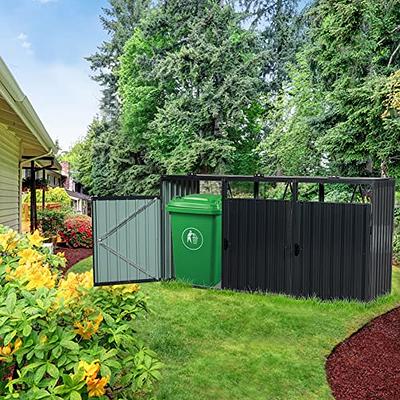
223, 238, 229, 250
294, 243, 301, 257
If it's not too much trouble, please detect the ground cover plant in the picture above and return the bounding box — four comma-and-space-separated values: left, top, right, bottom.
68, 257, 94, 275
73, 256, 400, 399
0, 226, 161, 399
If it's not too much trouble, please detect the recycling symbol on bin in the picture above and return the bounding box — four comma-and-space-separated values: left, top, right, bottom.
182, 227, 204, 251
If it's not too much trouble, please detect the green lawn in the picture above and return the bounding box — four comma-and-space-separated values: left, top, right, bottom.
71, 257, 400, 400
68, 256, 94, 274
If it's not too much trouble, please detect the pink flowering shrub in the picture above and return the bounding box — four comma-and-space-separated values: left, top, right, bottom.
60, 215, 93, 248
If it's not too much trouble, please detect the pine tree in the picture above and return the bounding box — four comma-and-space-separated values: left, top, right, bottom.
86, 0, 153, 122
239, 0, 301, 92
119, 0, 267, 180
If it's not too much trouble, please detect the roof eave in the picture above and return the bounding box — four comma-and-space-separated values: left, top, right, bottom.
0, 57, 57, 154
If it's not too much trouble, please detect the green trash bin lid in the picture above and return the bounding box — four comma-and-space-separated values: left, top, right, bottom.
167, 194, 222, 215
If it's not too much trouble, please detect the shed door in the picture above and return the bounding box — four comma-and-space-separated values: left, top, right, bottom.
93, 196, 162, 285
292, 201, 371, 300
222, 199, 291, 293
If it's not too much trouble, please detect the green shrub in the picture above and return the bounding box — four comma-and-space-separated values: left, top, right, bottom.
38, 208, 70, 237
23, 188, 72, 210
0, 225, 161, 398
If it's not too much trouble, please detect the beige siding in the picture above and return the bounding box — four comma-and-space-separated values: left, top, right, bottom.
0, 126, 21, 231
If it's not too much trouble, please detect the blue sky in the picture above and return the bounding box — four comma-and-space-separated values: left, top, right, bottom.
0, 0, 109, 150
0, 0, 309, 151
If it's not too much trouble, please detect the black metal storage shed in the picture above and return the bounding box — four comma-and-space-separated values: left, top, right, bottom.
93, 175, 395, 302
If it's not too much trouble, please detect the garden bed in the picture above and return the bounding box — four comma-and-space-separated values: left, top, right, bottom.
55, 246, 93, 272
327, 306, 400, 400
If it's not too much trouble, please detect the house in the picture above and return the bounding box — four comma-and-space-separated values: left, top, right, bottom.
22, 165, 63, 190
61, 161, 91, 215
0, 57, 60, 231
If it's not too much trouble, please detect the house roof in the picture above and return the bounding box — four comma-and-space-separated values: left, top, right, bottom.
65, 189, 91, 201
0, 57, 58, 158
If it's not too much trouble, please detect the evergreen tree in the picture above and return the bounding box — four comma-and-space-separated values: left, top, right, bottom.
239, 0, 301, 92
119, 0, 266, 184
85, 0, 158, 195
261, 0, 400, 177
86, 0, 153, 122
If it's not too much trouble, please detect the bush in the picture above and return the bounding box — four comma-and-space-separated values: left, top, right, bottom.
60, 215, 93, 248
38, 208, 70, 238
23, 188, 72, 211
0, 225, 161, 398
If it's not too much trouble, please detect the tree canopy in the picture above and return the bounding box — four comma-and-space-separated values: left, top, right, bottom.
261, 0, 400, 177
119, 0, 267, 181
67, 0, 400, 196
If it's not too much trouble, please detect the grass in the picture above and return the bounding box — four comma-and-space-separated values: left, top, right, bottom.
72, 256, 400, 400
68, 256, 93, 274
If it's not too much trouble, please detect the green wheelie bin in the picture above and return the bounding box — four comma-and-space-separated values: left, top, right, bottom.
167, 194, 222, 287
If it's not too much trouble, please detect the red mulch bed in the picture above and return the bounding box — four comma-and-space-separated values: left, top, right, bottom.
326, 306, 400, 400
55, 246, 93, 272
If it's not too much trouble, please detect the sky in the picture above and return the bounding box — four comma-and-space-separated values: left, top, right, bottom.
0, 0, 109, 151
0, 0, 309, 152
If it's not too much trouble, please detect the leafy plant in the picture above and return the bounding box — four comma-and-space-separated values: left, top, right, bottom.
38, 208, 70, 238
0, 225, 161, 399
23, 188, 72, 211
260, 0, 400, 178
60, 216, 93, 249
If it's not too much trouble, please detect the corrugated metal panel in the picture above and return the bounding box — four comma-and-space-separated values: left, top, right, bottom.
0, 128, 20, 231
295, 202, 371, 300
370, 180, 395, 299
223, 199, 372, 301
93, 196, 161, 285
161, 178, 199, 279
222, 199, 291, 293
93, 175, 394, 300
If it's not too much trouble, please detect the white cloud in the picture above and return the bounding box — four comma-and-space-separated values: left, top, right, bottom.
17, 32, 33, 54
17, 33, 28, 41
